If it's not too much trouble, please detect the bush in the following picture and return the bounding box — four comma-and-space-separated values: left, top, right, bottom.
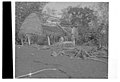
29, 33, 48, 45
75, 27, 102, 48
15, 32, 22, 45
17, 32, 29, 45
37, 35, 48, 45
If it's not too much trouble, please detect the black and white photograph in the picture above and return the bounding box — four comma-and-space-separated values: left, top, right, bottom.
15, 2, 108, 79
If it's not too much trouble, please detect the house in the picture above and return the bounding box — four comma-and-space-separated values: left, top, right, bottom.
41, 23, 66, 36
41, 23, 77, 46
41, 23, 66, 45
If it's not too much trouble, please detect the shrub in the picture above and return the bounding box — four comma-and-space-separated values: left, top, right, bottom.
18, 31, 29, 45
29, 33, 48, 45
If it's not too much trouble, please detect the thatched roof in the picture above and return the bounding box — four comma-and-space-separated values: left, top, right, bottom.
41, 23, 66, 36
20, 13, 42, 34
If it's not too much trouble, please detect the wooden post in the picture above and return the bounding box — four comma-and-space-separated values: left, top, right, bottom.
71, 27, 75, 45
21, 39, 23, 46
27, 35, 30, 45
60, 37, 64, 43
47, 36, 51, 45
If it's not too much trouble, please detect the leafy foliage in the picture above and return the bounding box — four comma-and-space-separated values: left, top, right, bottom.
60, 6, 107, 47
15, 2, 47, 45
17, 31, 29, 45
60, 7, 98, 28
29, 33, 48, 45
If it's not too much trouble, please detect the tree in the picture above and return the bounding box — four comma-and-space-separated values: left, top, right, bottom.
60, 6, 103, 47
15, 2, 47, 45
60, 7, 98, 28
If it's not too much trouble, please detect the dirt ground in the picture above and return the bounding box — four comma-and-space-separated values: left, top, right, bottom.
15, 45, 108, 78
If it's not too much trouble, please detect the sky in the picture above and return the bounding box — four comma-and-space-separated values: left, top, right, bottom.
42, 2, 100, 18
43, 2, 80, 13
42, 2, 108, 23
42, 2, 81, 17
